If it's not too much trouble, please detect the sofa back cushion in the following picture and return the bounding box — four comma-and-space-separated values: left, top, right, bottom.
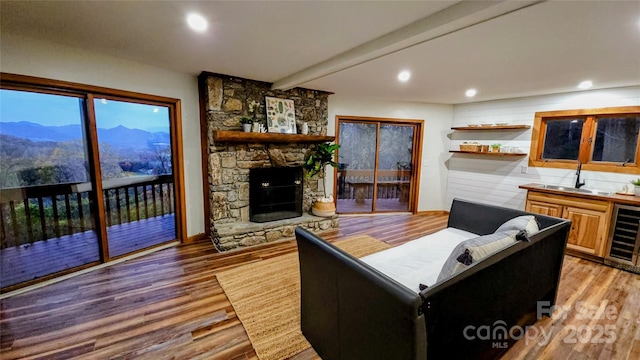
495, 215, 539, 236
436, 230, 518, 283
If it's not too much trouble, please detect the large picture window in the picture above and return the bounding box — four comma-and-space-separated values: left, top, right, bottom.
529, 106, 640, 174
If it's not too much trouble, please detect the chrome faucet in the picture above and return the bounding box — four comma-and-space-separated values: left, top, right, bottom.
575, 162, 586, 189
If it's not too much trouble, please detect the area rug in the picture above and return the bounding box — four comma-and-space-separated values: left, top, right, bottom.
216, 235, 391, 360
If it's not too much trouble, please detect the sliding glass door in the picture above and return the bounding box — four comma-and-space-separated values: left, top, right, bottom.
0, 75, 183, 291
336, 122, 378, 213
336, 117, 420, 214
376, 124, 415, 212
93, 98, 176, 257
0, 89, 101, 288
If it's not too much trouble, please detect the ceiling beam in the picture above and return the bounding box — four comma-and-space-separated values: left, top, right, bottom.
272, 0, 545, 90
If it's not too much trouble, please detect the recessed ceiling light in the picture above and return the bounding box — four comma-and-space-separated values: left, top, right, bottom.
187, 13, 208, 32
153, 108, 159, 113
100, 99, 108, 104
577, 80, 593, 90
465, 89, 477, 97
397, 70, 411, 82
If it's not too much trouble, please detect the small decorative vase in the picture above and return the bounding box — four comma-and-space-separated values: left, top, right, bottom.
252, 123, 261, 132
301, 122, 309, 135
242, 124, 252, 132
634, 185, 640, 196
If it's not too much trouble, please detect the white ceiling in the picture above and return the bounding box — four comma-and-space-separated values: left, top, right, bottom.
2, 0, 639, 104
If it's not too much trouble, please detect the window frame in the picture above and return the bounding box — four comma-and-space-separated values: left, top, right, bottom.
529, 106, 640, 174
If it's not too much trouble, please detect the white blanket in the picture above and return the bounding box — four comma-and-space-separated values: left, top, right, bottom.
360, 227, 478, 293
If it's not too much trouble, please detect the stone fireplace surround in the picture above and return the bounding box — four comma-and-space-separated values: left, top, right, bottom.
200, 72, 338, 251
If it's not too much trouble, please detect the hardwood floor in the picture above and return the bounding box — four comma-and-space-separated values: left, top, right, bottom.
0, 214, 176, 288
1, 213, 638, 359
502, 256, 640, 360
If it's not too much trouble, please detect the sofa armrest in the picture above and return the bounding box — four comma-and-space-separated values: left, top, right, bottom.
296, 227, 426, 360
421, 220, 570, 358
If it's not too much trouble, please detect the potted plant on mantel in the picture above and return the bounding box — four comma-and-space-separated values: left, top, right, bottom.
240, 117, 252, 132
303, 142, 340, 217
240, 100, 261, 132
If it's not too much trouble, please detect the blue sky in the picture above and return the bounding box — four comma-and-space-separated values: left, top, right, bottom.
0, 89, 169, 132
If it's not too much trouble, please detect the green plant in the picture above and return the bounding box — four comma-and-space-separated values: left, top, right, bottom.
303, 143, 340, 198
630, 178, 640, 186
240, 117, 253, 125
491, 143, 501, 148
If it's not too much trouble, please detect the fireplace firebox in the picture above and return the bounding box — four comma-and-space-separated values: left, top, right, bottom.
249, 167, 303, 223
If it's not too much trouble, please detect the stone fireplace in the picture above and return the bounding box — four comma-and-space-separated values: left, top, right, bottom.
200, 72, 338, 251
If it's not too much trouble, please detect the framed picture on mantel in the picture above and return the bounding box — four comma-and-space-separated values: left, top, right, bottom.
265, 96, 296, 134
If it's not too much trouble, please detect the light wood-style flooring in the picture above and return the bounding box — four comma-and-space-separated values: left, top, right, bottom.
1, 213, 639, 359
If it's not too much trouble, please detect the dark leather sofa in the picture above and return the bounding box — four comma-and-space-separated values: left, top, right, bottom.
295, 199, 571, 360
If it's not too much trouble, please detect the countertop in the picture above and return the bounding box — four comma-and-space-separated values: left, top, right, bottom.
519, 183, 640, 206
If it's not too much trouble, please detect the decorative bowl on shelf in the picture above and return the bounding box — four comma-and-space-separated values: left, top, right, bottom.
480, 123, 493, 127
495, 123, 509, 126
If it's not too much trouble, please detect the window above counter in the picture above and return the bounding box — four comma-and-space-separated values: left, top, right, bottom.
529, 106, 640, 174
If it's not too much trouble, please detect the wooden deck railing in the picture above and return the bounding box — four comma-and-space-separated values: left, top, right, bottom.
0, 175, 174, 249
337, 169, 411, 200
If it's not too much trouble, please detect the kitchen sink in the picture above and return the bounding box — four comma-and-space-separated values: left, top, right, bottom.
539, 184, 614, 196
540, 185, 573, 191
578, 189, 615, 196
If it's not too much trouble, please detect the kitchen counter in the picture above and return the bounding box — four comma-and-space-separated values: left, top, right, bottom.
519, 183, 640, 206
521, 183, 640, 264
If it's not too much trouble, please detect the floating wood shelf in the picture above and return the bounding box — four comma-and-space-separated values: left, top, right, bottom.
449, 150, 527, 157
212, 130, 335, 143
451, 125, 531, 131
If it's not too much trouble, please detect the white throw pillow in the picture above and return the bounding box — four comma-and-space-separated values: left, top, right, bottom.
495, 215, 539, 237
436, 230, 518, 283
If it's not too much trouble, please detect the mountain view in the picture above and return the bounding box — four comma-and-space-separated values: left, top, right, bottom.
0, 121, 172, 188
0, 121, 170, 150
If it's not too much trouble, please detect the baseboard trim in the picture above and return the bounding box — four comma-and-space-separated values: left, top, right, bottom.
564, 249, 603, 264
186, 233, 208, 243
415, 210, 450, 216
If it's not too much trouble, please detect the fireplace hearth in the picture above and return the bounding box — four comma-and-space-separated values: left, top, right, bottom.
250, 167, 303, 223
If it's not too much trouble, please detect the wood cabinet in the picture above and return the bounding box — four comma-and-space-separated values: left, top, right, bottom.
562, 206, 609, 256
525, 191, 612, 258
526, 200, 563, 217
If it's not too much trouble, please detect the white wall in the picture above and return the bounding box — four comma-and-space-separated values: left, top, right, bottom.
328, 95, 453, 211
1, 34, 205, 236
447, 86, 640, 210
6, 34, 636, 221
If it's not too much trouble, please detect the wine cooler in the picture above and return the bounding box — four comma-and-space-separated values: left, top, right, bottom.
605, 204, 640, 273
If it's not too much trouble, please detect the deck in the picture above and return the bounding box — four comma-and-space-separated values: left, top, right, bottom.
0, 214, 175, 288
337, 198, 411, 213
